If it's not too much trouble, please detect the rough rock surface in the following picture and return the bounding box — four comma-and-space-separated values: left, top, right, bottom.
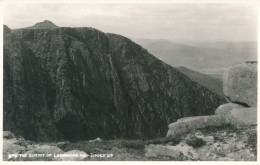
167, 109, 257, 138
147, 125, 256, 161
3, 22, 226, 141
227, 107, 257, 126
145, 145, 180, 158
215, 103, 245, 115
3, 128, 256, 161
166, 115, 227, 138
223, 61, 257, 107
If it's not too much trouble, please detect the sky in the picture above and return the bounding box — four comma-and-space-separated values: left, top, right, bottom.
3, 3, 258, 42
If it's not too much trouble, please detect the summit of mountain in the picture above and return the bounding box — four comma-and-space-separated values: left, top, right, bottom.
24, 20, 59, 29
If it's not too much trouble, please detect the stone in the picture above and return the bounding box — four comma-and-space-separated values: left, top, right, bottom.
56, 141, 70, 149
227, 107, 257, 126
215, 103, 245, 115
3, 131, 15, 139
53, 150, 87, 161
145, 145, 180, 158
89, 137, 102, 143
223, 61, 257, 107
167, 115, 227, 138
95, 137, 102, 142
197, 136, 215, 144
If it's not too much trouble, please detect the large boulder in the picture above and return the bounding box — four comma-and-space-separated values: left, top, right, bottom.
223, 61, 257, 107
166, 115, 227, 138
226, 107, 257, 126
166, 109, 257, 138
145, 145, 180, 158
215, 103, 245, 115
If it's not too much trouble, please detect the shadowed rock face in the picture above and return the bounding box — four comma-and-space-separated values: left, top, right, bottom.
3, 23, 226, 142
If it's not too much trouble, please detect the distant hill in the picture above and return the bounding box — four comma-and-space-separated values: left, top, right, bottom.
132, 38, 257, 75
176, 66, 225, 98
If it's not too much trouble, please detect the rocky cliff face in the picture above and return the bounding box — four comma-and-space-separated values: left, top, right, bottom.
3, 21, 226, 142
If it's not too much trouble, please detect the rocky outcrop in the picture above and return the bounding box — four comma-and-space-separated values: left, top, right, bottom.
147, 125, 256, 161
4, 127, 257, 161
227, 107, 257, 126
3, 22, 226, 142
167, 61, 257, 138
223, 61, 257, 107
215, 103, 245, 115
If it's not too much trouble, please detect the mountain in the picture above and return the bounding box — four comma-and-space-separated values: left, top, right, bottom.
23, 20, 59, 29
132, 38, 257, 75
176, 66, 224, 97
3, 22, 226, 142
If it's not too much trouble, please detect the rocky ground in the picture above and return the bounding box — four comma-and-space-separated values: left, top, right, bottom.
3, 124, 256, 161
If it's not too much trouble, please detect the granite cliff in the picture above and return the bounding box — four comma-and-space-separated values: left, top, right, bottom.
3, 21, 226, 142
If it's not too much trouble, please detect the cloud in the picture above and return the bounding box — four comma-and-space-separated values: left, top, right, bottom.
3, 3, 257, 41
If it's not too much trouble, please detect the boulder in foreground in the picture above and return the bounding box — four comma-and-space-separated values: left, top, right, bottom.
223, 61, 257, 107
226, 107, 257, 126
215, 103, 245, 115
166, 107, 257, 138
166, 115, 227, 138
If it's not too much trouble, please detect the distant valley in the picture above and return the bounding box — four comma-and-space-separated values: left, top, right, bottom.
176, 66, 225, 98
132, 38, 257, 77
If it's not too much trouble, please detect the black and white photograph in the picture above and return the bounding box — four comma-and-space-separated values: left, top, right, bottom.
1, 0, 258, 162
